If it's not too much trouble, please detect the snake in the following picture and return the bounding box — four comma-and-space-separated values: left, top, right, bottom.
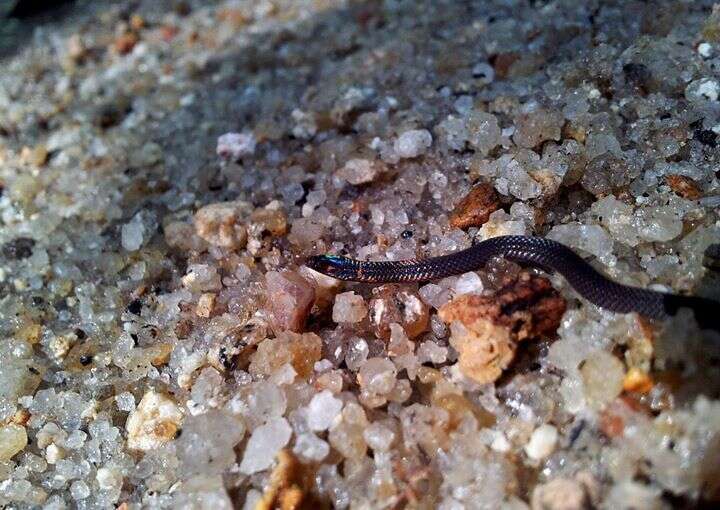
306, 235, 720, 331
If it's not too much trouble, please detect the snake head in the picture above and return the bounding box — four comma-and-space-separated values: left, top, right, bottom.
306, 254, 356, 280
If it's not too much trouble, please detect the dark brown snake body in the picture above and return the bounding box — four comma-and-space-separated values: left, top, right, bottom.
306, 235, 720, 331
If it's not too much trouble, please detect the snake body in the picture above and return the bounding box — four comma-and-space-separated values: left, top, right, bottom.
306, 235, 720, 331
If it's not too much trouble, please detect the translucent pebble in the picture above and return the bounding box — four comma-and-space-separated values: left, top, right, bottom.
585, 133, 622, 159
479, 209, 528, 238
513, 106, 563, 148
345, 337, 369, 371
419, 283, 448, 309
70, 480, 90, 500
524, 424, 558, 461
265, 270, 315, 333
416, 341, 448, 364
239, 417, 292, 474
454, 272, 483, 295
120, 215, 145, 251
471, 62, 495, 84
65, 430, 86, 450
181, 264, 222, 292
547, 223, 616, 267
466, 111, 501, 155
453, 95, 474, 115
498, 159, 542, 200
96, 467, 122, 490
685, 78, 720, 102
328, 403, 368, 459
604, 481, 663, 510
216, 132, 256, 159
0, 424, 27, 461
175, 410, 246, 477
306, 390, 343, 431
191, 367, 223, 404
332, 291, 368, 323
363, 422, 395, 451
437, 115, 469, 151
291, 109, 318, 139
394, 129, 432, 159
337, 158, 381, 185
636, 207, 683, 243
698, 43, 713, 58
581, 351, 625, 409
293, 433, 330, 461
358, 358, 397, 395
243, 380, 287, 427
125, 390, 183, 451
306, 189, 327, 208
281, 182, 305, 204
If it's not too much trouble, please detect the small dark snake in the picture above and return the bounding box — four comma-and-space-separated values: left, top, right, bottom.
307, 235, 720, 331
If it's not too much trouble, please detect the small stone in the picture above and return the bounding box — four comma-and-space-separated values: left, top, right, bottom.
96, 467, 122, 491
363, 422, 395, 451
524, 424, 558, 461
471, 62, 495, 84
581, 351, 625, 409
19, 144, 48, 166
665, 174, 702, 200
291, 108, 318, 139
368, 285, 429, 340
416, 340, 448, 364
288, 218, 325, 248
336, 158, 383, 185
441, 272, 565, 341
394, 129, 432, 159
196, 293, 216, 318
164, 221, 206, 252
332, 291, 368, 323
531, 477, 590, 510
698, 42, 713, 58
580, 154, 633, 197
0, 424, 27, 461
240, 418, 292, 474
454, 272, 484, 295
294, 433, 329, 462
439, 273, 565, 383
249, 331, 322, 379
176, 410, 246, 477
2, 237, 35, 260
686, 78, 720, 102
466, 111, 501, 155
328, 403, 368, 459
194, 201, 251, 249
492, 52, 520, 78
250, 206, 288, 237
444, 320, 516, 384
623, 367, 654, 394
120, 216, 144, 251
546, 224, 615, 267
358, 358, 397, 395
449, 182, 501, 230
182, 264, 222, 292
126, 390, 183, 451
70, 480, 90, 500
217, 132, 256, 160
114, 32, 138, 54
344, 337, 369, 371
306, 390, 343, 431
115, 391, 136, 412
265, 271, 316, 333
513, 106, 563, 148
